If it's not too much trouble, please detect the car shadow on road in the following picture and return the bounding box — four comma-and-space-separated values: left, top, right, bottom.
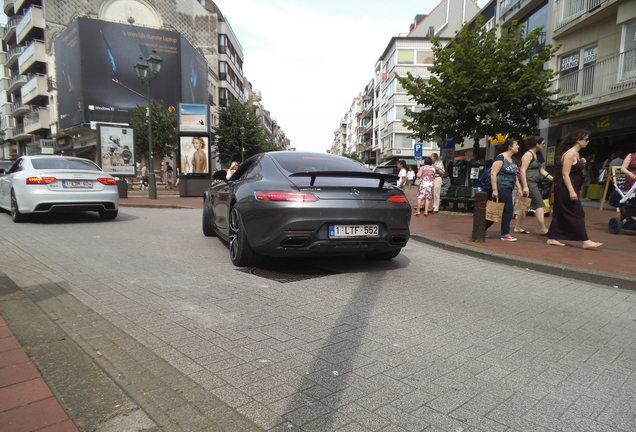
13, 211, 139, 224
278, 269, 388, 429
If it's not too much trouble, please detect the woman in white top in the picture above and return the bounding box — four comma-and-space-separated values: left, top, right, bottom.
226, 161, 239, 180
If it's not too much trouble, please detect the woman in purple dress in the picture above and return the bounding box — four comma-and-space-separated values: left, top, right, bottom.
414, 157, 436, 216
547, 130, 602, 249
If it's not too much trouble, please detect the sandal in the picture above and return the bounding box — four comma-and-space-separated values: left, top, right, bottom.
513, 229, 531, 234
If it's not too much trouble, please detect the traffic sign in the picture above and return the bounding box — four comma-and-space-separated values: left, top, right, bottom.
414, 143, 423, 161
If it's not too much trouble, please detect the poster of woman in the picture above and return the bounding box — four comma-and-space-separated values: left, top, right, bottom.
97, 124, 135, 176
180, 136, 209, 174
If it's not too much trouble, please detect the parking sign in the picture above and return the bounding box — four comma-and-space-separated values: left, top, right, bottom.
414, 143, 423, 161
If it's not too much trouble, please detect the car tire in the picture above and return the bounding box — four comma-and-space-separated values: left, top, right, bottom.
202, 199, 218, 237
228, 206, 258, 267
366, 249, 401, 260
10, 190, 26, 223
99, 209, 118, 220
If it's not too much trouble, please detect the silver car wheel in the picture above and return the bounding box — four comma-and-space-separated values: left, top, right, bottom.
229, 207, 240, 261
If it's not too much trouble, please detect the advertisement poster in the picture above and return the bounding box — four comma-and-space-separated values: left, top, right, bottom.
97, 124, 135, 176
55, 18, 208, 129
179, 136, 209, 175
179, 104, 209, 133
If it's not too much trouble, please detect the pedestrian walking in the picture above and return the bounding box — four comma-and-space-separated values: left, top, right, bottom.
546, 129, 602, 249
165, 161, 174, 190
515, 136, 554, 234
430, 153, 446, 213
486, 138, 522, 242
140, 163, 148, 190
396, 160, 408, 192
407, 167, 415, 190
414, 157, 435, 216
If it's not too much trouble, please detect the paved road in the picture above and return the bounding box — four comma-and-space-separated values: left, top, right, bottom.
0, 208, 635, 432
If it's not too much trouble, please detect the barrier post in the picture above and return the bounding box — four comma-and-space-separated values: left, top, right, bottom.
472, 191, 487, 242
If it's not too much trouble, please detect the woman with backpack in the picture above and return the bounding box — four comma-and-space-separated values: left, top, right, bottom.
514, 136, 554, 235
486, 138, 523, 241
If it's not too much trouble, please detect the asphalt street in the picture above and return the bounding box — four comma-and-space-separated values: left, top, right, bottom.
0, 207, 635, 432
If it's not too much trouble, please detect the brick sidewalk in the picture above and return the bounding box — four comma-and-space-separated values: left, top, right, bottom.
0, 317, 78, 432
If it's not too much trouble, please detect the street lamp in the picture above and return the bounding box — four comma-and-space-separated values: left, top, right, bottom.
239, 125, 245, 163
134, 49, 163, 199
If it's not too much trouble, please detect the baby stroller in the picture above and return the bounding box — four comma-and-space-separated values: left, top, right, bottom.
608, 181, 636, 234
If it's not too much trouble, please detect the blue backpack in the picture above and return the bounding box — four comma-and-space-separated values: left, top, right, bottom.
477, 167, 492, 193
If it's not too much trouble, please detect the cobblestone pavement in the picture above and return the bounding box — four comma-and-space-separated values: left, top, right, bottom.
0, 208, 635, 432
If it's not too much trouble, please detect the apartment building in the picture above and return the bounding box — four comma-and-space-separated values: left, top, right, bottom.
0, 0, 245, 162
246, 84, 291, 150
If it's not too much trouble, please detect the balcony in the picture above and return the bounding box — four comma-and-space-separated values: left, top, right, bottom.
7, 73, 27, 93
10, 98, 28, 116
12, 125, 30, 141
20, 73, 47, 104
6, 44, 25, 68
24, 106, 49, 134
0, 77, 7, 92
499, 0, 545, 24
18, 39, 45, 75
554, 0, 610, 33
3, 0, 14, 15
556, 48, 636, 106
16, 5, 44, 44
2, 14, 21, 43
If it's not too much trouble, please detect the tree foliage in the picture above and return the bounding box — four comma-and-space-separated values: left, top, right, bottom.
342, 152, 363, 162
131, 99, 178, 163
214, 100, 272, 165
397, 17, 576, 144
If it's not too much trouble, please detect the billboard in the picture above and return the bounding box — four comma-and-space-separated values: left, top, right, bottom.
97, 124, 136, 176
180, 36, 209, 105
179, 103, 209, 133
179, 136, 209, 175
55, 18, 208, 129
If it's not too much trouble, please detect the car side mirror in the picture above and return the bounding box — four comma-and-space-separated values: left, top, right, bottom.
212, 170, 227, 181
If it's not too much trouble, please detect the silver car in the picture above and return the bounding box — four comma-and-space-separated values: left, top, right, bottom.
0, 155, 119, 222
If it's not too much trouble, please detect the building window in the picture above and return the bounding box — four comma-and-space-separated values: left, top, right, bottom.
558, 45, 597, 97
397, 49, 414, 64
415, 50, 434, 64
394, 133, 413, 149
621, 19, 636, 80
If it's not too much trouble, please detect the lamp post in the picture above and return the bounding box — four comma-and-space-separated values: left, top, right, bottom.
239, 125, 245, 163
134, 49, 163, 199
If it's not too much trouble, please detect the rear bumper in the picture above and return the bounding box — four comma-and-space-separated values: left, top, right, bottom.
242, 201, 410, 257
17, 188, 119, 214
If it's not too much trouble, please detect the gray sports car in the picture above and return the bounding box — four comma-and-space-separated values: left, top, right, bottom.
202, 151, 411, 267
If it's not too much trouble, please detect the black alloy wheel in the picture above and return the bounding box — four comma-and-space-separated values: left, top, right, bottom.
228, 206, 258, 267
10, 190, 26, 223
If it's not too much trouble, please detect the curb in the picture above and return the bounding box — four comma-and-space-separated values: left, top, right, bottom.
119, 203, 197, 209
410, 234, 636, 291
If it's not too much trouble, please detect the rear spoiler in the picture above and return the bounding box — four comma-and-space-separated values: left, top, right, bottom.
289, 171, 399, 188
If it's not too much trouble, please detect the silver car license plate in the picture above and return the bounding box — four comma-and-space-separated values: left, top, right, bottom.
329, 224, 380, 238
62, 180, 93, 189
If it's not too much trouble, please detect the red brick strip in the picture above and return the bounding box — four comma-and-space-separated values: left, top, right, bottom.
0, 316, 78, 432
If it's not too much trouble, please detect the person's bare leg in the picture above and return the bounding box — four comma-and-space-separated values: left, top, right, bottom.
535, 207, 548, 234
424, 198, 430, 216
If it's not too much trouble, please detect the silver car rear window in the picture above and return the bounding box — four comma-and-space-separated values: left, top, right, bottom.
31, 158, 101, 171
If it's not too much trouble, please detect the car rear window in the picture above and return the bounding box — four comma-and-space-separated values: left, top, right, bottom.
31, 158, 101, 171
271, 153, 369, 174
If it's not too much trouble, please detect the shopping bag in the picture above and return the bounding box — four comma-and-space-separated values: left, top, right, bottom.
516, 196, 532, 213
485, 200, 505, 223
543, 198, 551, 213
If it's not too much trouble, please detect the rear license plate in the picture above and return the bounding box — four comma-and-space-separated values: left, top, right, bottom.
329, 224, 380, 238
62, 180, 93, 189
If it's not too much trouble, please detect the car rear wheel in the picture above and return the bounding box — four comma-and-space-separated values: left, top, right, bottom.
99, 209, 118, 220
366, 249, 401, 260
202, 199, 217, 237
10, 190, 26, 223
228, 206, 258, 267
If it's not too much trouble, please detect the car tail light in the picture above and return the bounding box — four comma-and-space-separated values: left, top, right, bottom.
388, 195, 409, 203
255, 191, 318, 202
97, 178, 117, 185
26, 176, 57, 184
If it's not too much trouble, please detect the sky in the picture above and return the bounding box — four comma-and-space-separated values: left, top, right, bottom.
214, 0, 485, 153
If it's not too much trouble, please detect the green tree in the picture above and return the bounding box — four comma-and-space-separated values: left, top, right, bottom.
398, 17, 576, 153
130, 99, 178, 163
342, 152, 363, 162
214, 100, 270, 165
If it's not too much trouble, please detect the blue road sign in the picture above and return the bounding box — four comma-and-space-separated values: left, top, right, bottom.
414, 143, 423, 161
